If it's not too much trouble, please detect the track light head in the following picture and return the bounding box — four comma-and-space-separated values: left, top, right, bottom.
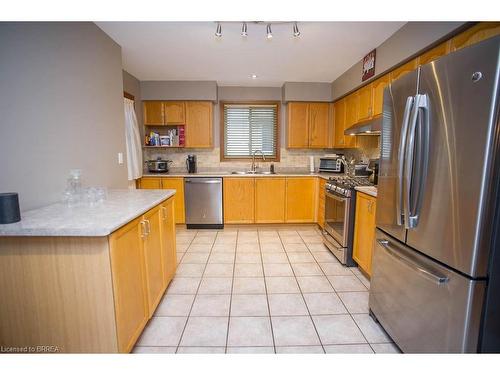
293, 22, 300, 37
266, 24, 273, 39
241, 22, 247, 37
215, 22, 222, 37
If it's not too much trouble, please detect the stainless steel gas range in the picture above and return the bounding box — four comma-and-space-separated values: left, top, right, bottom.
322, 176, 373, 266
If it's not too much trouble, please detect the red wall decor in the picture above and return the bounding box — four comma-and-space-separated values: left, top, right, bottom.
362, 49, 376, 81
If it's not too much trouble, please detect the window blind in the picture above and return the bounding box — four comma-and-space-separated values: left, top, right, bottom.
223, 104, 278, 158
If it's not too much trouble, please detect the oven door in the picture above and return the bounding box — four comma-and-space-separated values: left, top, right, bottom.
324, 190, 350, 247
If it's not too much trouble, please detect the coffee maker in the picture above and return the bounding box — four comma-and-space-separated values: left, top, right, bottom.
186, 155, 197, 173
368, 159, 379, 185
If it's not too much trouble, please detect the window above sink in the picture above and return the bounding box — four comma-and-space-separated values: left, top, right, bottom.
221, 101, 280, 162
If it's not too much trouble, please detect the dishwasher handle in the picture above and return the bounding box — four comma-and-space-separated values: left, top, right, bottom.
185, 179, 222, 184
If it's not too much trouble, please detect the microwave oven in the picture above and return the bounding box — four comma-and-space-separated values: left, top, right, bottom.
319, 156, 344, 173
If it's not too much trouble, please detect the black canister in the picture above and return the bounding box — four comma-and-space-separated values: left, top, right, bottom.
0, 192, 21, 224
186, 155, 197, 173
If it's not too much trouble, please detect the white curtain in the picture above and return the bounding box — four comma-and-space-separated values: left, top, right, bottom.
124, 97, 143, 181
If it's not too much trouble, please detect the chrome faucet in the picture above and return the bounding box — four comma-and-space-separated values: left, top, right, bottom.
251, 150, 266, 172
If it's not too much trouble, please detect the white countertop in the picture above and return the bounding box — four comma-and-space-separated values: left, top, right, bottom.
355, 186, 378, 197
142, 170, 336, 180
0, 189, 175, 237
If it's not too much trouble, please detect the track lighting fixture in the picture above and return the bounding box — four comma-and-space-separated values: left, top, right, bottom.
215, 22, 222, 37
266, 24, 273, 39
214, 21, 301, 39
293, 22, 300, 37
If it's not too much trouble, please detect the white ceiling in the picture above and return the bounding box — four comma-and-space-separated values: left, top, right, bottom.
97, 22, 405, 86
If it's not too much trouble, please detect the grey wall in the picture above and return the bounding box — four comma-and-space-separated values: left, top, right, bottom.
0, 22, 127, 211
140, 81, 217, 101
282, 82, 333, 102
332, 22, 466, 99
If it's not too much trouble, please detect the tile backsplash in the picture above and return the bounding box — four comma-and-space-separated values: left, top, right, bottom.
144, 145, 380, 173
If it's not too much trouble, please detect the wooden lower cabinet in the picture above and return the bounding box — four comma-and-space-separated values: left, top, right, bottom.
255, 178, 286, 223
160, 198, 177, 286
352, 192, 377, 276
317, 179, 326, 228
223, 178, 255, 223
138, 177, 185, 224
109, 217, 149, 353
138, 177, 162, 189
285, 177, 316, 223
160, 178, 185, 224
141, 206, 165, 317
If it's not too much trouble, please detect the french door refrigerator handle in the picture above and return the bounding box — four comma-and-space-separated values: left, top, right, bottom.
403, 92, 422, 229
408, 94, 430, 229
377, 239, 449, 284
404, 93, 430, 229
396, 96, 414, 226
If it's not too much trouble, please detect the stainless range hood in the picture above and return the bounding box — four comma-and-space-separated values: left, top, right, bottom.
344, 115, 382, 135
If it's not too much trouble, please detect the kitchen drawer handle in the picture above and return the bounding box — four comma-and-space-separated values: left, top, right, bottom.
140, 220, 148, 238
377, 239, 449, 284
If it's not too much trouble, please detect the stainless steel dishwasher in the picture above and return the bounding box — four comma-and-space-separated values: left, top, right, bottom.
184, 177, 223, 229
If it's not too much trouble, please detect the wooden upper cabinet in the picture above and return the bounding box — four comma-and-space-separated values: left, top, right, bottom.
255, 178, 286, 223
287, 102, 309, 148
223, 178, 255, 224
390, 58, 418, 82
333, 99, 346, 148
343, 93, 358, 148
451, 22, 500, 51
164, 101, 186, 124
141, 206, 165, 317
353, 192, 377, 276
345, 92, 358, 127
418, 41, 451, 65
357, 83, 373, 121
109, 217, 148, 353
308, 103, 330, 148
185, 101, 213, 148
372, 74, 390, 117
143, 101, 164, 125
285, 177, 316, 223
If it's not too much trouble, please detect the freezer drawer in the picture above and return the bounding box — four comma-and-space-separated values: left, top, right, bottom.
369, 229, 485, 353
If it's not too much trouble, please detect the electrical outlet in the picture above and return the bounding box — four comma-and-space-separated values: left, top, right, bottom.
118, 152, 124, 165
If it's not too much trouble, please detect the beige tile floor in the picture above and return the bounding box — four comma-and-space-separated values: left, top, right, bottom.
133, 225, 400, 354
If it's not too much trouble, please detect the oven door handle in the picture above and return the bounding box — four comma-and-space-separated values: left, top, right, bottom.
325, 191, 348, 202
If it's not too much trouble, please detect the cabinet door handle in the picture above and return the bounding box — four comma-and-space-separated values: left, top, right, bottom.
145, 219, 151, 235
161, 206, 168, 220
140, 220, 148, 238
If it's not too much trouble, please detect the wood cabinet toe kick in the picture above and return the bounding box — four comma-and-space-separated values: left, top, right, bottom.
0, 196, 177, 353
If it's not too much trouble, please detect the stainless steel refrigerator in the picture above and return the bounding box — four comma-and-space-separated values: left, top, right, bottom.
369, 36, 500, 353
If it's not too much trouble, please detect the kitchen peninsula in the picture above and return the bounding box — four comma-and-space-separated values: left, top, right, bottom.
0, 189, 177, 353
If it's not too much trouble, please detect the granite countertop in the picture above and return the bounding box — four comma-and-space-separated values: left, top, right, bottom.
142, 169, 336, 180
355, 186, 378, 197
0, 189, 175, 237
